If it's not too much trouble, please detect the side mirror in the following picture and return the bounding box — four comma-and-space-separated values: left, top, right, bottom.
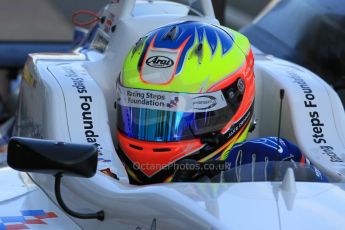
8, 137, 98, 178
7, 137, 104, 221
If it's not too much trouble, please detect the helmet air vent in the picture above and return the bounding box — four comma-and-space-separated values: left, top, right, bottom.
153, 148, 171, 152
133, 38, 144, 55
163, 26, 179, 40
129, 144, 143, 151
196, 43, 203, 64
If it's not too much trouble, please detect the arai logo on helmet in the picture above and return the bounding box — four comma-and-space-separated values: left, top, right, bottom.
192, 95, 217, 110
146, 56, 174, 68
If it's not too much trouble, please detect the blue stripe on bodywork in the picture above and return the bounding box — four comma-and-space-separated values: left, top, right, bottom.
21, 210, 45, 217
0, 216, 25, 223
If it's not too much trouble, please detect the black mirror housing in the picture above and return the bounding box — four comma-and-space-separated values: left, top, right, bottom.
7, 137, 98, 178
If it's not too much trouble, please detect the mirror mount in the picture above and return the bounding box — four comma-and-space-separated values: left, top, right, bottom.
54, 173, 104, 221
7, 137, 105, 221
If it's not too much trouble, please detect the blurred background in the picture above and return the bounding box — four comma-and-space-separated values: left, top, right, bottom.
0, 0, 270, 119
0, 0, 270, 104
0, 0, 272, 157
0, 0, 270, 42
0, 0, 344, 110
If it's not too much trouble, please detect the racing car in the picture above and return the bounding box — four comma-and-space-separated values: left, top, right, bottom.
1, 0, 345, 229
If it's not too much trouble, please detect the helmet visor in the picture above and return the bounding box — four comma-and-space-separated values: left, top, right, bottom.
116, 80, 243, 142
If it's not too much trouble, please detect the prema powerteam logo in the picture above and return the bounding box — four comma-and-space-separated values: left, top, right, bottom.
192, 95, 217, 110
146, 56, 174, 68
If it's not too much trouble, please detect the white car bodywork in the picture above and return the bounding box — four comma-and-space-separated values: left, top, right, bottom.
2, 0, 345, 229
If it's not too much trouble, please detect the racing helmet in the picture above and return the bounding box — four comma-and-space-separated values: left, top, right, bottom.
115, 21, 255, 184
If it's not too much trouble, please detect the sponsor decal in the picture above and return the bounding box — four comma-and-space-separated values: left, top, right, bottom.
166, 97, 179, 108
141, 50, 179, 84
237, 78, 245, 93
289, 71, 344, 163
0, 210, 58, 229
320, 146, 343, 162
146, 56, 174, 68
124, 90, 166, 108
117, 83, 227, 112
290, 73, 326, 144
192, 95, 217, 110
226, 104, 253, 139
62, 67, 103, 154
